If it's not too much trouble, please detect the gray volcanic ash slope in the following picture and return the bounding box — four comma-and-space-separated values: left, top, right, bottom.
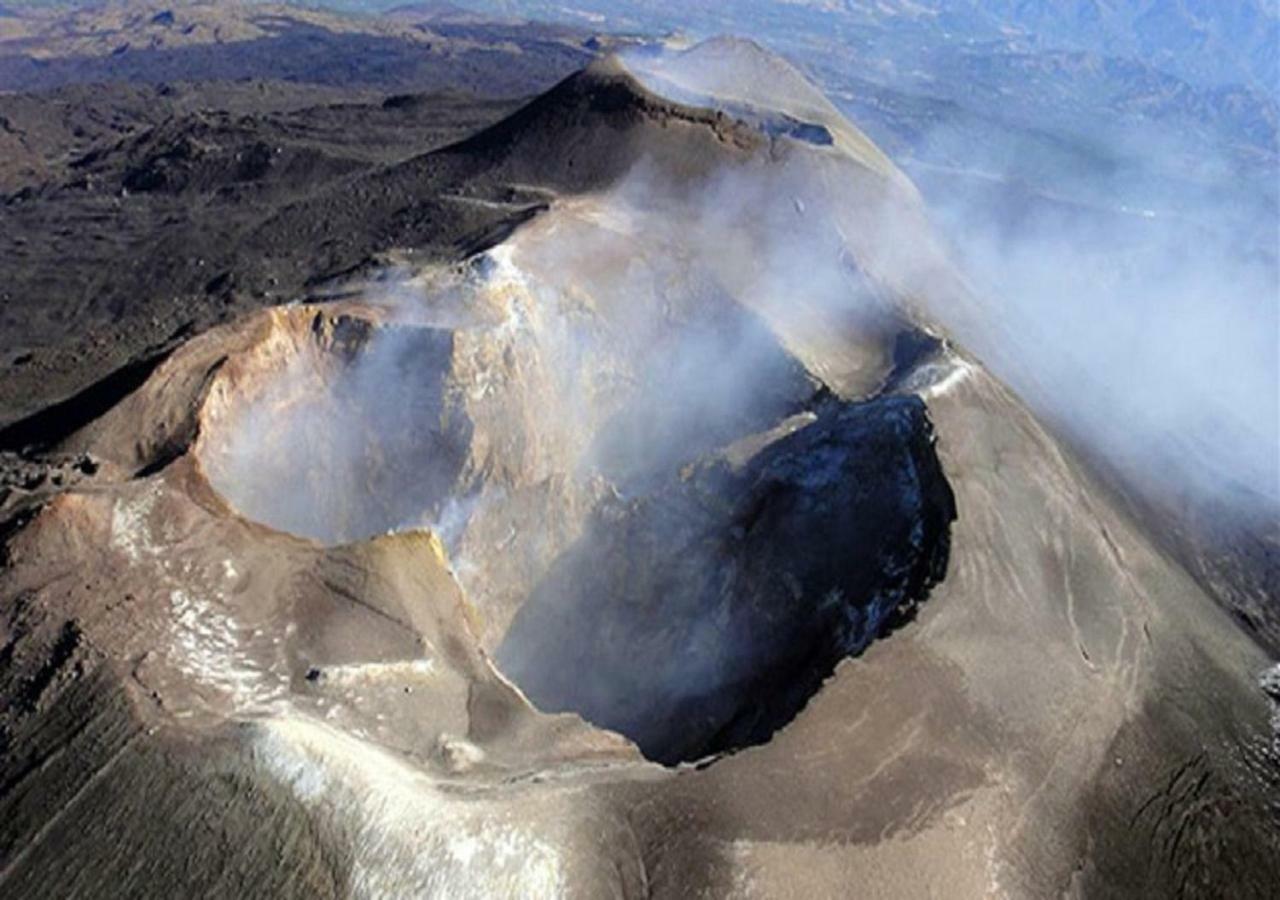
0, 38, 1277, 899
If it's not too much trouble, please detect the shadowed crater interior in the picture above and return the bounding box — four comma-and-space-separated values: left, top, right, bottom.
496, 395, 956, 765
196, 309, 956, 766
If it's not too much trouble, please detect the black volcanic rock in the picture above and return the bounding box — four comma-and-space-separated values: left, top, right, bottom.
0, 43, 581, 431
499, 396, 956, 764
0, 26, 1275, 900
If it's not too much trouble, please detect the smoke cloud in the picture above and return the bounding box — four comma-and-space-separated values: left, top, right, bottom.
627, 38, 1280, 519
196, 38, 1275, 758
901, 105, 1280, 517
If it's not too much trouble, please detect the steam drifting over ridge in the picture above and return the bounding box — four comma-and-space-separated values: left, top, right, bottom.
641, 39, 1279, 516
193, 41, 1277, 753
4, 31, 1278, 897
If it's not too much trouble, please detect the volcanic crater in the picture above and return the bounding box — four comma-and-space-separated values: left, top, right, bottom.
191, 246, 957, 765
2, 31, 1277, 899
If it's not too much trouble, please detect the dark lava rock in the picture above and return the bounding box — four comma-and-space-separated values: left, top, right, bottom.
498, 395, 956, 764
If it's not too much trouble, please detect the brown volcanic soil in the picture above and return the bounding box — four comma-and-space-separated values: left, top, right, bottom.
0, 17, 1276, 900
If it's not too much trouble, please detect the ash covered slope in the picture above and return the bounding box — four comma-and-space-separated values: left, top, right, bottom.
0, 38, 1277, 900
0, 1, 594, 435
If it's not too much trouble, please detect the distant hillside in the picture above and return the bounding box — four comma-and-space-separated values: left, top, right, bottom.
0, 1, 593, 93
959, 0, 1279, 97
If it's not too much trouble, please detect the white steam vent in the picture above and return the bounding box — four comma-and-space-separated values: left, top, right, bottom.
197, 310, 470, 545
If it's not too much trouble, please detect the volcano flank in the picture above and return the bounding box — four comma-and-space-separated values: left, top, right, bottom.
0, 35, 1276, 900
